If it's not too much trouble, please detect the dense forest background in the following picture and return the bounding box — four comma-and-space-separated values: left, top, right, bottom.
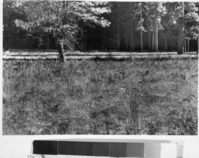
3, 1, 199, 53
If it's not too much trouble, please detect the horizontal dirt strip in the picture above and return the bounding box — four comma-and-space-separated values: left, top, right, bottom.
3, 55, 198, 60
3, 51, 198, 60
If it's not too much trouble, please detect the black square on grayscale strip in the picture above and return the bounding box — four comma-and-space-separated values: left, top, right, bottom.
58, 141, 76, 155
33, 141, 58, 155
75, 142, 93, 156
126, 143, 144, 157
93, 142, 110, 156
110, 142, 127, 157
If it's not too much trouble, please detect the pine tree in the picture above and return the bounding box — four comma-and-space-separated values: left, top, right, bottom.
144, 2, 166, 52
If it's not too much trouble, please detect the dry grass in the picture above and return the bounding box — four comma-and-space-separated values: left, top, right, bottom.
3, 58, 198, 135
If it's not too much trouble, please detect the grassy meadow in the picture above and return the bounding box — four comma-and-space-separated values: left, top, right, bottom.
3, 58, 198, 135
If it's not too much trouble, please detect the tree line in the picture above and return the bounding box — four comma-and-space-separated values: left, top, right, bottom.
3, 1, 199, 61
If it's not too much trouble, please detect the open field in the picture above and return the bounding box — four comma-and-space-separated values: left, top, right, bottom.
3, 57, 198, 135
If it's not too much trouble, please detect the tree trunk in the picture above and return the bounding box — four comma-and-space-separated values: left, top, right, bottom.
154, 18, 158, 52
129, 4, 134, 52
58, 42, 65, 63
198, 35, 199, 54
130, 30, 135, 52
147, 23, 152, 51
187, 39, 190, 52
178, 3, 184, 54
152, 32, 155, 51
107, 28, 110, 52
80, 25, 84, 51
117, 9, 120, 51
140, 4, 143, 52
125, 33, 129, 51
178, 18, 184, 54
117, 21, 120, 51
130, 17, 135, 52
184, 39, 187, 53
141, 29, 143, 52
46, 36, 49, 49
164, 36, 168, 51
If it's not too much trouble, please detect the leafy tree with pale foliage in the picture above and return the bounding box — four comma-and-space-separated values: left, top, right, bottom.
18, 0, 111, 62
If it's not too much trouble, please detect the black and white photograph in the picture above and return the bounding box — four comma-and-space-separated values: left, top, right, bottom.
2, 0, 198, 135
1, 0, 199, 158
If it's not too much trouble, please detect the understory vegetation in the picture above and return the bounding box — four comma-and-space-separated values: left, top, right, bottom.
3, 58, 198, 135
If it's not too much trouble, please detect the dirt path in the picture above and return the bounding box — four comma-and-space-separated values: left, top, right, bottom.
3, 50, 198, 60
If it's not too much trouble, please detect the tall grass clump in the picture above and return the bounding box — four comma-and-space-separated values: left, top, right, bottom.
3, 58, 198, 135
